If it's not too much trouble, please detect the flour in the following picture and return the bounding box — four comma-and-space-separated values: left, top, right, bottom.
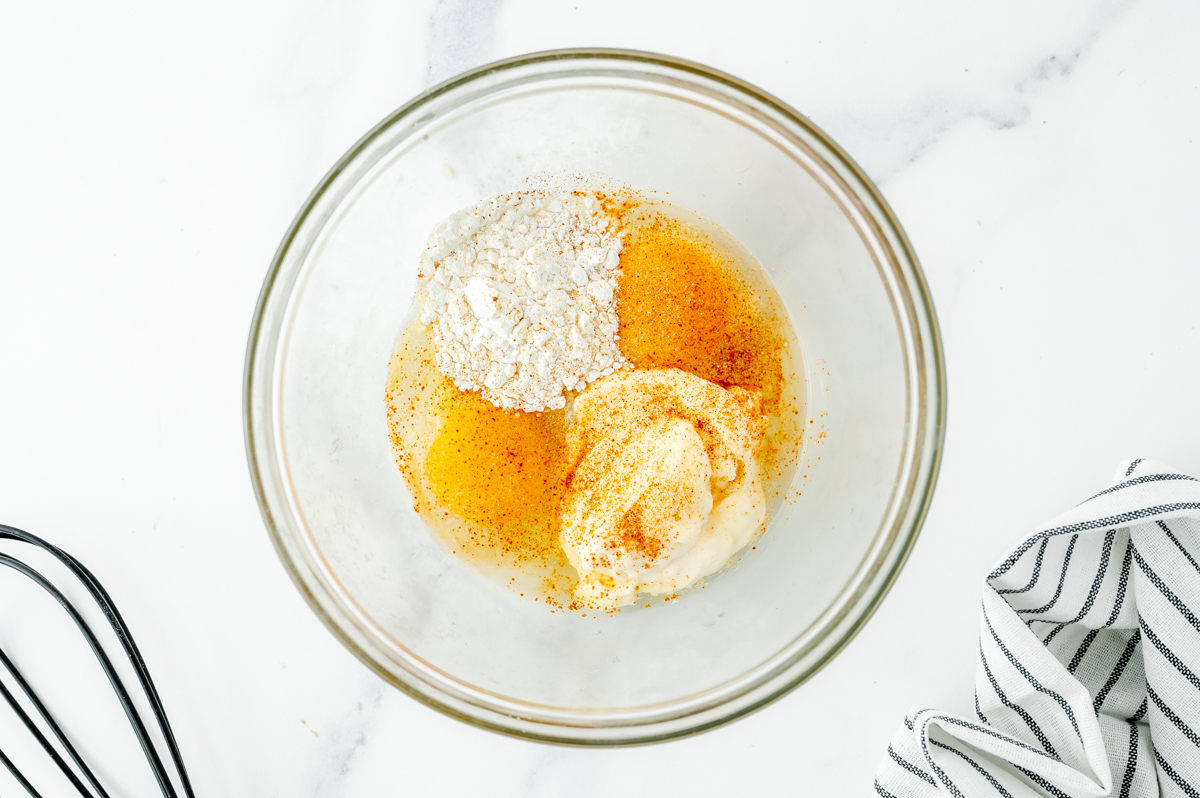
417, 191, 629, 412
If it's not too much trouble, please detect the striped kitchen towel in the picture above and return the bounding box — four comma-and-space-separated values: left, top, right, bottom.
875, 458, 1200, 797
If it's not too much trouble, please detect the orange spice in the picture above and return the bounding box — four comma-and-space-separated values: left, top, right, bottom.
421, 385, 566, 564
425, 395, 552, 530
611, 497, 666, 564
615, 217, 784, 410
592, 189, 640, 220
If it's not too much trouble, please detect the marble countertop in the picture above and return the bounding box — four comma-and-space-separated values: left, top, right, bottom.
2, 1, 1199, 794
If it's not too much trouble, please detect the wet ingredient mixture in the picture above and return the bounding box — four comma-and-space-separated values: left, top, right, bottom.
387, 184, 801, 612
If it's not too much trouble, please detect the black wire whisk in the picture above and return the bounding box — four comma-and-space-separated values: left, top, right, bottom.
0, 524, 194, 798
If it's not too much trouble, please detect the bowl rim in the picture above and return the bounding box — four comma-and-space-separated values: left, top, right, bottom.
243, 47, 947, 746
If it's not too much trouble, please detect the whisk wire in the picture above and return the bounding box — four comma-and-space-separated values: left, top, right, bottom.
0, 660, 101, 798
0, 525, 194, 798
0, 743, 45, 798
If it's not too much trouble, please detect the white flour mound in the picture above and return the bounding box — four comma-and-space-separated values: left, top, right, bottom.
417, 191, 629, 412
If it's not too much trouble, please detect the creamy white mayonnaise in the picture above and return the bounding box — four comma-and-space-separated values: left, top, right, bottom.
559, 368, 767, 609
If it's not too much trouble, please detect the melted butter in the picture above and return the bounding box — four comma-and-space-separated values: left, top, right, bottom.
386, 320, 576, 604
427, 395, 550, 528
616, 216, 785, 411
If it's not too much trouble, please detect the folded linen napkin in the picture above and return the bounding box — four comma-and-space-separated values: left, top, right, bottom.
875, 459, 1200, 797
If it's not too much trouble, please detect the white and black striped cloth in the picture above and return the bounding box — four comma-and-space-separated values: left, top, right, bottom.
875, 459, 1200, 797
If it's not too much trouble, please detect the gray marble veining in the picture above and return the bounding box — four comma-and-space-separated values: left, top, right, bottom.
424, 0, 508, 88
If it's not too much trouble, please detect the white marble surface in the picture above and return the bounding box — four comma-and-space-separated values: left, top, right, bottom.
2, 1, 1199, 794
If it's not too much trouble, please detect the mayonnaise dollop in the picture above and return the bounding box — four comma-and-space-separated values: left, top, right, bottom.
559, 368, 768, 609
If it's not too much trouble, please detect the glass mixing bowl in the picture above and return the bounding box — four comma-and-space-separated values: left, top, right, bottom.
244, 49, 945, 745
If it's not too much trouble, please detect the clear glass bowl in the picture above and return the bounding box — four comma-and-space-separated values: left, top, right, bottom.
243, 49, 945, 745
